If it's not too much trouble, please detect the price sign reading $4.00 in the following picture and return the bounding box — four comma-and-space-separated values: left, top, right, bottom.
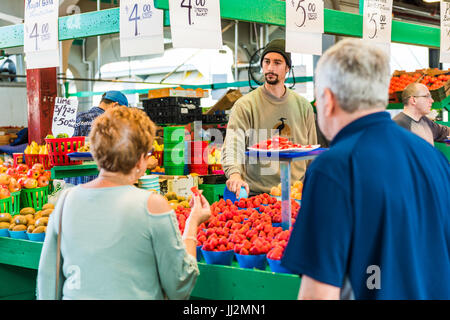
24, 0, 59, 53
120, 0, 164, 57
363, 0, 393, 44
169, 0, 222, 49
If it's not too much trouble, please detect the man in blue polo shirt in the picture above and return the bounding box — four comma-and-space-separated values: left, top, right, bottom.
281, 39, 450, 300
74, 90, 129, 137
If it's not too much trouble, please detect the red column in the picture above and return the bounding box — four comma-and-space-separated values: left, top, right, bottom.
26, 68, 57, 145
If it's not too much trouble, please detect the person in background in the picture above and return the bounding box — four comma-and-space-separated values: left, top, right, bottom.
74, 90, 129, 137
37, 107, 211, 299
281, 39, 450, 300
393, 82, 449, 145
222, 39, 318, 197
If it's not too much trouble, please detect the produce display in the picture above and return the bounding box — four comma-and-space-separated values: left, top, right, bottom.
0, 203, 53, 234
23, 141, 48, 155
78, 142, 90, 152
0, 162, 50, 196
173, 191, 299, 271
270, 181, 303, 201
250, 136, 318, 151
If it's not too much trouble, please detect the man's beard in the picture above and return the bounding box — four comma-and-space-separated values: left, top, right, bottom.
265, 73, 279, 85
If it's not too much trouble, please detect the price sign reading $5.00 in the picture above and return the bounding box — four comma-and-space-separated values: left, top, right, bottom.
363, 0, 393, 44
168, 0, 222, 49
120, 0, 164, 57
52, 97, 79, 138
287, 0, 324, 34
440, 0, 450, 63
24, 0, 59, 53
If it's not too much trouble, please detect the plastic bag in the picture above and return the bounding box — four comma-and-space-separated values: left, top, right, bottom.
48, 179, 75, 206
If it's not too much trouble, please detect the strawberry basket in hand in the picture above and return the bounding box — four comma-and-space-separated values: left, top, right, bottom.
45, 137, 86, 166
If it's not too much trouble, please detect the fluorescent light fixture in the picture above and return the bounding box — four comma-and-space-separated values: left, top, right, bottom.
422, 0, 440, 3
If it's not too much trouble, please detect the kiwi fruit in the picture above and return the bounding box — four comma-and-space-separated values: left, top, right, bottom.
40, 209, 53, 217
35, 217, 49, 227
32, 226, 46, 234
20, 207, 35, 215
0, 213, 12, 223
12, 224, 27, 231
42, 203, 55, 210
13, 215, 28, 226
0, 222, 10, 229
27, 225, 35, 233
8, 223, 16, 231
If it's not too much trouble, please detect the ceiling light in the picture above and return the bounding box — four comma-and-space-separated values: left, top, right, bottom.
422, 0, 441, 3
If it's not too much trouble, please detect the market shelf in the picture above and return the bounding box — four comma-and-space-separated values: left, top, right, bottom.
0, 1, 442, 50
0, 237, 300, 300
50, 161, 99, 179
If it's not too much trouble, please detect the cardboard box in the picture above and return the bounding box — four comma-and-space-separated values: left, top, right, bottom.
159, 175, 199, 198
148, 87, 208, 99
206, 89, 242, 115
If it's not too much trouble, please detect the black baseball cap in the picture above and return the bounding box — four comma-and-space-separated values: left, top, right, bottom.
260, 39, 292, 68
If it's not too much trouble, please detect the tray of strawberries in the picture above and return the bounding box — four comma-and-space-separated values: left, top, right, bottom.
248, 136, 320, 153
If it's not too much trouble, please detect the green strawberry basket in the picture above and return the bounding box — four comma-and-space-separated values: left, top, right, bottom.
21, 186, 49, 211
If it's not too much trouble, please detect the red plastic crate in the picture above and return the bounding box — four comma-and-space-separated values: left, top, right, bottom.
189, 164, 208, 175
45, 137, 85, 166
24, 154, 40, 168
39, 154, 52, 170
13, 153, 24, 167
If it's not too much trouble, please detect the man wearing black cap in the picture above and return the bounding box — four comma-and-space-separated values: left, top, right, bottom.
74, 90, 129, 137
222, 39, 318, 196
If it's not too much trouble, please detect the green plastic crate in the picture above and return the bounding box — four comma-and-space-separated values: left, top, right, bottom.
199, 184, 226, 204
165, 165, 185, 176
20, 186, 49, 211
11, 191, 21, 216
0, 197, 12, 214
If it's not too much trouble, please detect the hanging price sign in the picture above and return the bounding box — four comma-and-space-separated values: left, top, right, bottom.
52, 97, 79, 138
168, 0, 222, 49
120, 0, 164, 57
440, 0, 450, 63
363, 0, 393, 44
24, 0, 59, 69
286, 0, 324, 55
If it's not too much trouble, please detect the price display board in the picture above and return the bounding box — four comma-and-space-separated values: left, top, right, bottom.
440, 0, 450, 63
363, 0, 393, 54
24, 0, 59, 69
120, 0, 164, 57
168, 0, 222, 49
52, 97, 78, 138
286, 0, 324, 55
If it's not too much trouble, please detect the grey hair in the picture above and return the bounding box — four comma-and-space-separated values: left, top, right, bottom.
315, 39, 391, 113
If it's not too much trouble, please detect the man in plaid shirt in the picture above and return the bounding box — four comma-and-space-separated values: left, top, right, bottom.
69, 91, 129, 185
74, 91, 129, 137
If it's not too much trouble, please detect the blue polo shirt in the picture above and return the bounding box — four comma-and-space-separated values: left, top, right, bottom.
281, 112, 450, 300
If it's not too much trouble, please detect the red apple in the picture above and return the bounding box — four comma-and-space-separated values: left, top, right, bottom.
42, 171, 52, 180
0, 187, 10, 199
8, 177, 21, 192
32, 163, 45, 175
15, 164, 29, 174
17, 177, 27, 187
24, 178, 38, 189
0, 173, 11, 185
5, 168, 18, 180
37, 175, 49, 188
26, 169, 40, 180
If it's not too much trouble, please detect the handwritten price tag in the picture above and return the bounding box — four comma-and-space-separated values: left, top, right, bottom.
286, 0, 324, 55
52, 97, 78, 138
440, 0, 450, 63
168, 0, 222, 49
120, 0, 164, 57
363, 0, 393, 44
24, 0, 59, 69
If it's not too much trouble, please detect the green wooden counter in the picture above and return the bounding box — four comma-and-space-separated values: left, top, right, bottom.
0, 237, 300, 300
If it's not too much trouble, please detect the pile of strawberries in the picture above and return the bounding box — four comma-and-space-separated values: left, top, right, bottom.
250, 136, 312, 150
174, 193, 299, 261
